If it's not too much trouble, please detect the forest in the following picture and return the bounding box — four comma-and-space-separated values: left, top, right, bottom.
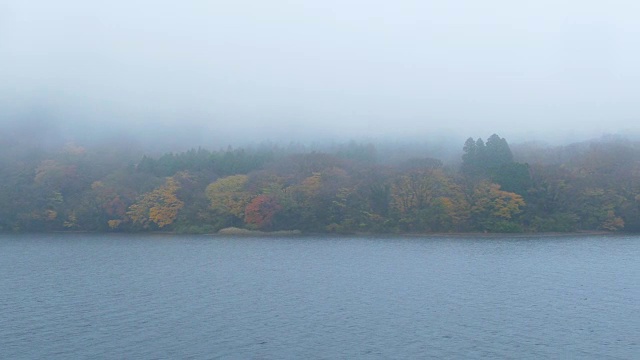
1, 133, 639, 234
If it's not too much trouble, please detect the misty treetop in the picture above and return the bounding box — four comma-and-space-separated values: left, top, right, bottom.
1, 134, 639, 234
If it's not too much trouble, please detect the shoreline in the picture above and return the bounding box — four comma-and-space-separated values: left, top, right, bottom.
0, 229, 624, 238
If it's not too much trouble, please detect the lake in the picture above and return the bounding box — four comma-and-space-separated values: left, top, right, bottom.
1, 234, 638, 359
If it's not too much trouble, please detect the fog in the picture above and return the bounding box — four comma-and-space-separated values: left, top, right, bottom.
2, 0, 640, 149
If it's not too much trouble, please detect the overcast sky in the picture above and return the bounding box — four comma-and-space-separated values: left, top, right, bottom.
1, 0, 640, 146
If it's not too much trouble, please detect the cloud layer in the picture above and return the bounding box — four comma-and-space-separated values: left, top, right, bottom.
2, 0, 639, 145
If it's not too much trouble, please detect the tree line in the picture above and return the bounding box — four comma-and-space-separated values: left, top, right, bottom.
1, 134, 639, 234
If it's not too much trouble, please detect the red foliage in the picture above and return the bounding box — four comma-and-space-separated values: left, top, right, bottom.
244, 195, 281, 229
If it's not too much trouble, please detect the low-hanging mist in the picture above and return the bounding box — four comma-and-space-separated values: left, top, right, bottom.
2, 0, 640, 147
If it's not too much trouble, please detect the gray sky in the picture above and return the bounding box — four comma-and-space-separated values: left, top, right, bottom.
2, 0, 640, 146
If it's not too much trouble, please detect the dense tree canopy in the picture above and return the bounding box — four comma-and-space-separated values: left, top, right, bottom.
1, 134, 638, 234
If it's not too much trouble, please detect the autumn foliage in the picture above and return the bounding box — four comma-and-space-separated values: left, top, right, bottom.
127, 177, 184, 228
3, 135, 639, 233
244, 195, 282, 229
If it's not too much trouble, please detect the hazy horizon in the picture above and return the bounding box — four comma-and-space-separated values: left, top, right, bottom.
2, 1, 639, 147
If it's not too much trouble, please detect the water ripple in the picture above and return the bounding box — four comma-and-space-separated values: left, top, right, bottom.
0, 234, 638, 359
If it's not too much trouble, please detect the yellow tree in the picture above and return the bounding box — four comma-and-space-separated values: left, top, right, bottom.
601, 210, 624, 231
205, 175, 251, 220
471, 181, 525, 231
391, 169, 468, 231
127, 177, 184, 229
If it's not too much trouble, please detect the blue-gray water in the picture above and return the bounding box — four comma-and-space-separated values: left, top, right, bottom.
1, 234, 639, 359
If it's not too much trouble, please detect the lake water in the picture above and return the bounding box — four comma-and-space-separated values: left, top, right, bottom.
1, 234, 638, 359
